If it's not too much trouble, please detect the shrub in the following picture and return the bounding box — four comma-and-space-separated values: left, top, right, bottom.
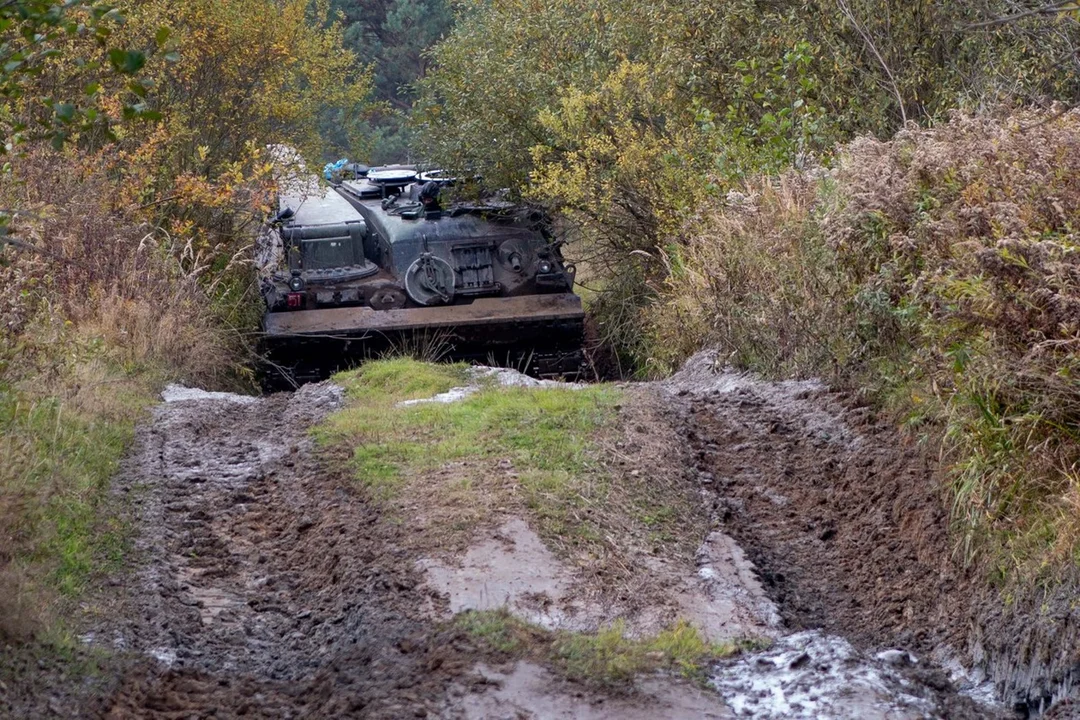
646, 111, 1080, 576
0, 0, 373, 640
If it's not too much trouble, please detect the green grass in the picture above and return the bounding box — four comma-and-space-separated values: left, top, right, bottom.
454, 608, 536, 654
0, 354, 157, 642
0, 386, 143, 598
316, 358, 623, 551
454, 609, 742, 687
555, 619, 738, 685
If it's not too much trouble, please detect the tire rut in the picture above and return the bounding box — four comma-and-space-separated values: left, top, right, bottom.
91, 384, 469, 719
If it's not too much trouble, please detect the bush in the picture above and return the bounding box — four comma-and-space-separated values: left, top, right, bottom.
645, 111, 1080, 576
0, 145, 251, 639
417, 1, 1080, 371
0, 0, 372, 640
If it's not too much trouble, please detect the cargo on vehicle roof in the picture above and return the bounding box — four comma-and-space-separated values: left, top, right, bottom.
257, 162, 584, 389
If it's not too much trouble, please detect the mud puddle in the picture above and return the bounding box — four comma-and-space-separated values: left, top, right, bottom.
709, 630, 962, 719
420, 513, 997, 719
419, 517, 780, 639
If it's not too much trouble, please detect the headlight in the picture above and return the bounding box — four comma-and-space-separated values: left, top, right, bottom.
538, 261, 553, 274
288, 275, 304, 292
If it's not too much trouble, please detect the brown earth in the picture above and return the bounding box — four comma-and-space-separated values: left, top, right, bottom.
663, 353, 971, 654
65, 384, 476, 718
0, 356, 1028, 718
662, 352, 1080, 717
664, 352, 1063, 717
0, 380, 738, 719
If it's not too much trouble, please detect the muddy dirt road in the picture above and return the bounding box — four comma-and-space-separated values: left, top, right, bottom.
4, 356, 1017, 718
86, 383, 473, 718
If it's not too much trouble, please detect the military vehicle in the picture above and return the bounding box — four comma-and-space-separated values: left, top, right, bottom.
258, 165, 584, 389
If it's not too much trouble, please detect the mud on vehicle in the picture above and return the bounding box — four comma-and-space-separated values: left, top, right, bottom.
257, 165, 585, 389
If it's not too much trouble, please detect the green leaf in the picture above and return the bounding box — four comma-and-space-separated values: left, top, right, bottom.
54, 103, 76, 123
84, 82, 101, 96
107, 49, 146, 75
155, 26, 172, 46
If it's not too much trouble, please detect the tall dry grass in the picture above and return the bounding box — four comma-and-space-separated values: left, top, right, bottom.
2, 148, 248, 391
644, 111, 1080, 576
0, 149, 255, 640
644, 173, 851, 378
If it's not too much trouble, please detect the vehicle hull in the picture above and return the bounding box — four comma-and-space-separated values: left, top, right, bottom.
259, 293, 585, 389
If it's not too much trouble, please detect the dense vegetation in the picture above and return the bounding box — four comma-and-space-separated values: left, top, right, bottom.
417, 0, 1080, 363
651, 114, 1080, 576
3, 0, 1080, 649
415, 1, 1080, 577
0, 0, 371, 641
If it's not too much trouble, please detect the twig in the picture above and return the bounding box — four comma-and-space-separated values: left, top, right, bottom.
0, 236, 91, 269
965, 0, 1079, 29
836, 0, 908, 125
1021, 102, 1080, 130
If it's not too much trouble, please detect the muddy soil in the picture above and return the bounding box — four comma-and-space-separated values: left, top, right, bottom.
2, 357, 1019, 718
660, 350, 1080, 717
1, 379, 737, 719
19, 384, 477, 719
664, 353, 970, 652
663, 353, 1011, 708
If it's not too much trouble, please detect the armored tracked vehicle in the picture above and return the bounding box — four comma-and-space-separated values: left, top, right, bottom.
258, 165, 584, 389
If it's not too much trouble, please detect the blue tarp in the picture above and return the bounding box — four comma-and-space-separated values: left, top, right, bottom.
323, 158, 348, 181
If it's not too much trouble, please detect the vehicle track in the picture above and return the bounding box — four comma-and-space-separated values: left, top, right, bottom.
3, 358, 1020, 719
92, 384, 469, 719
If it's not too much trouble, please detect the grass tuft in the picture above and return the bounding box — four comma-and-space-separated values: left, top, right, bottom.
455, 610, 741, 688
317, 358, 625, 551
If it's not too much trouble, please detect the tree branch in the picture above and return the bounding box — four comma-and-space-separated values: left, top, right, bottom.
836, 0, 908, 125
966, 0, 1079, 29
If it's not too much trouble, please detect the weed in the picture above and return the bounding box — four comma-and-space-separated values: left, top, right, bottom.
454, 609, 537, 654
456, 610, 740, 688
639, 111, 1080, 580
554, 619, 737, 686
0, 369, 152, 640
0, 149, 252, 643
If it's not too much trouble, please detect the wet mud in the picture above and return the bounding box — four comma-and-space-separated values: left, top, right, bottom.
663, 353, 969, 652
3, 355, 1031, 718
447, 662, 730, 720
664, 352, 1009, 716
418, 517, 781, 642
74, 384, 476, 718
